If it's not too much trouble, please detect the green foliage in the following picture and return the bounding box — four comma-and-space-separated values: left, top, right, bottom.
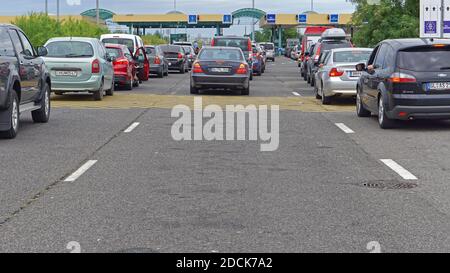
254, 29, 272, 43
13, 13, 108, 47
351, 0, 419, 47
141, 34, 168, 45
283, 28, 298, 40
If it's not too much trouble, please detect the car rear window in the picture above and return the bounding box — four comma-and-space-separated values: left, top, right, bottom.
102, 38, 134, 53
182, 46, 192, 54
261, 43, 274, 50
46, 41, 94, 58
160, 45, 182, 53
398, 47, 450, 72
214, 38, 249, 52
321, 41, 352, 51
333, 51, 372, 63
145, 47, 155, 56
106, 47, 122, 58
198, 48, 243, 61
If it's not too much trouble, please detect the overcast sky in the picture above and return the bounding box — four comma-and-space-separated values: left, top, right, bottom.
2, 0, 355, 15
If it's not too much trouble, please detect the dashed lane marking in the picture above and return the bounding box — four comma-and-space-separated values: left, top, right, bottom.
51, 93, 354, 112
124, 122, 140, 133
380, 159, 418, 180
335, 123, 355, 134
64, 160, 98, 182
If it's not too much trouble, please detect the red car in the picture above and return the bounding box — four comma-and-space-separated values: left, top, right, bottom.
105, 44, 138, 90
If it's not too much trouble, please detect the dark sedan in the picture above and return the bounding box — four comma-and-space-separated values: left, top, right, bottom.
145, 45, 169, 78
190, 47, 250, 95
159, 44, 188, 73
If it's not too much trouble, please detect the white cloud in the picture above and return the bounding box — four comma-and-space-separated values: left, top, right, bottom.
66, 0, 81, 6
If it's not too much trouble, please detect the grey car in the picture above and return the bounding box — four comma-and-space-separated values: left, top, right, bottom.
190, 47, 250, 95
145, 45, 169, 78
314, 48, 372, 104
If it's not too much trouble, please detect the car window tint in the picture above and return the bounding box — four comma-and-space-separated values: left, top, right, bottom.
106, 47, 122, 58
17, 31, 34, 57
102, 38, 134, 54
160, 45, 182, 52
321, 41, 352, 51
367, 46, 378, 65
382, 46, 395, 69
214, 38, 249, 52
398, 46, 450, 72
46, 41, 94, 58
8, 29, 24, 56
333, 51, 372, 63
145, 47, 155, 56
0, 28, 15, 57
373, 44, 388, 68
198, 49, 243, 61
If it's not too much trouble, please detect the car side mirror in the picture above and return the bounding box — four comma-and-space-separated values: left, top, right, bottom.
37, 46, 48, 57
355, 63, 366, 72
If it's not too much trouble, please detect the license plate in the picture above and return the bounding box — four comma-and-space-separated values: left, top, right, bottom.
56, 71, 77, 77
168, 63, 172, 66
349, 71, 361, 77
210, 68, 229, 73
427, 82, 450, 91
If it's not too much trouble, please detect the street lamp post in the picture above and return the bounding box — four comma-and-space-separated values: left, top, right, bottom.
57, 0, 60, 22
96, 0, 100, 25
311, 0, 314, 11
252, 0, 255, 42
45, 0, 48, 14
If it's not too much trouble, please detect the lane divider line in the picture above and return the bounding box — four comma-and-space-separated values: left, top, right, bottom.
124, 122, 140, 133
292, 92, 301, 97
64, 160, 98, 182
335, 123, 354, 134
380, 159, 418, 180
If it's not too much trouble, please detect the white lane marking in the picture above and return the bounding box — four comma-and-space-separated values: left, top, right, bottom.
335, 123, 354, 134
380, 159, 418, 180
292, 92, 301, 97
124, 122, 140, 133
64, 160, 98, 182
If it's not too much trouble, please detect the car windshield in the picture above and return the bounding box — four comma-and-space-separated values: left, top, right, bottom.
102, 38, 134, 53
106, 48, 122, 59
198, 48, 243, 61
398, 47, 450, 71
333, 51, 372, 63
214, 38, 249, 52
160, 45, 181, 52
45, 41, 94, 58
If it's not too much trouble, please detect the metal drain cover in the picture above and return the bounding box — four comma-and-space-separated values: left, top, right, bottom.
361, 180, 418, 190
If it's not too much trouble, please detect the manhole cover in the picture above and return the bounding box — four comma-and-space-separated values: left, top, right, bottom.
361, 180, 418, 190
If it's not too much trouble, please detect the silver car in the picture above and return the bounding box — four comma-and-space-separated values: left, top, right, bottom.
43, 37, 115, 101
314, 48, 372, 104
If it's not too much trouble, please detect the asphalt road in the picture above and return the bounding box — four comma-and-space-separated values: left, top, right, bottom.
1, 57, 450, 252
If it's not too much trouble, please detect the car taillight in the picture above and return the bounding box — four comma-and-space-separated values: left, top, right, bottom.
92, 59, 100, 74
154, 56, 161, 64
178, 53, 183, 59
248, 39, 252, 52
389, 72, 417, 83
211, 38, 215, 46
236, 63, 248, 74
329, 67, 344, 77
192, 62, 204, 73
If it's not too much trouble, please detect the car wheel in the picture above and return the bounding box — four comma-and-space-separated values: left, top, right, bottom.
158, 70, 164, 78
356, 89, 371, 117
180, 66, 185, 74
0, 91, 19, 139
241, 84, 250, 96
314, 82, 321, 100
125, 77, 133, 90
32, 83, 51, 123
310, 76, 315, 87
93, 80, 104, 101
190, 84, 199, 94
306, 73, 311, 84
321, 90, 332, 105
105, 78, 114, 96
378, 95, 396, 129
249, 73, 253, 81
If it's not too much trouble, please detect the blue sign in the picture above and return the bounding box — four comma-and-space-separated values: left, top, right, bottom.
267, 14, 276, 24
329, 14, 339, 24
424, 21, 437, 34
443, 21, 450, 34
223, 14, 232, 24
298, 14, 307, 24
188, 14, 198, 24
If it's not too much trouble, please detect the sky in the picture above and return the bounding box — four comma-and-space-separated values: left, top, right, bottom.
2, 0, 356, 37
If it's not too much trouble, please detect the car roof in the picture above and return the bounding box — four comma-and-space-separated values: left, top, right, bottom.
331, 47, 373, 53
381, 38, 450, 50
214, 36, 249, 40
101, 34, 139, 39
46, 37, 99, 43
202, 46, 242, 51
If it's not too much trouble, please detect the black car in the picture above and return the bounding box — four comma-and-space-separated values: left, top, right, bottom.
0, 24, 51, 139
159, 44, 188, 73
356, 38, 450, 129
211, 36, 253, 80
190, 47, 250, 95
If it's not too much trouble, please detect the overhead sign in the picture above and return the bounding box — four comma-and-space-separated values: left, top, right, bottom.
329, 14, 339, 24
420, 0, 441, 38
266, 14, 276, 24
223, 14, 232, 24
298, 14, 307, 24
188, 14, 198, 24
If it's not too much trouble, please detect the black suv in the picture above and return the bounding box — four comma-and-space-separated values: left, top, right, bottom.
0, 24, 50, 138
356, 38, 450, 129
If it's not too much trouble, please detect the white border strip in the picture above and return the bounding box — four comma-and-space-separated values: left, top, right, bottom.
335, 123, 354, 134
124, 122, 140, 133
64, 160, 98, 182
380, 159, 418, 180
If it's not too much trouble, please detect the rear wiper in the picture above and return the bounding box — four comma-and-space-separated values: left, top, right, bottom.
64, 54, 91, 58
440, 67, 450, 70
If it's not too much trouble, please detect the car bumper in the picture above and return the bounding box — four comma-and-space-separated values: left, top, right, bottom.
388, 94, 450, 120
167, 60, 184, 70
150, 64, 164, 74
323, 79, 357, 97
191, 74, 249, 88
51, 75, 102, 92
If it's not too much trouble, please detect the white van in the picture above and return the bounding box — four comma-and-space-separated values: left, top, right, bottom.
100, 34, 144, 56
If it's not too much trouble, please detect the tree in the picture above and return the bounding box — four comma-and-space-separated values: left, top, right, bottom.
350, 0, 419, 47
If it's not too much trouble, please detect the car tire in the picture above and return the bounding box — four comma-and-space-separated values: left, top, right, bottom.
250, 73, 253, 81
0, 91, 19, 139
378, 95, 396, 129
32, 83, 51, 123
105, 78, 114, 96
157, 70, 164, 78
242, 84, 250, 96
314, 83, 321, 100
321, 91, 332, 105
310, 76, 315, 87
306, 73, 311, 84
356, 90, 371, 117
54, 91, 63, 95
180, 66, 185, 74
190, 85, 199, 94
125, 78, 133, 90
93, 80, 104, 101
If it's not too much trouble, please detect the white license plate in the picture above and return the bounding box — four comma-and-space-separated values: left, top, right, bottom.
56, 71, 77, 77
349, 71, 361, 77
210, 68, 229, 73
427, 82, 450, 91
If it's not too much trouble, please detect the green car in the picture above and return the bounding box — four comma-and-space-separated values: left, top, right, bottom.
43, 37, 115, 100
